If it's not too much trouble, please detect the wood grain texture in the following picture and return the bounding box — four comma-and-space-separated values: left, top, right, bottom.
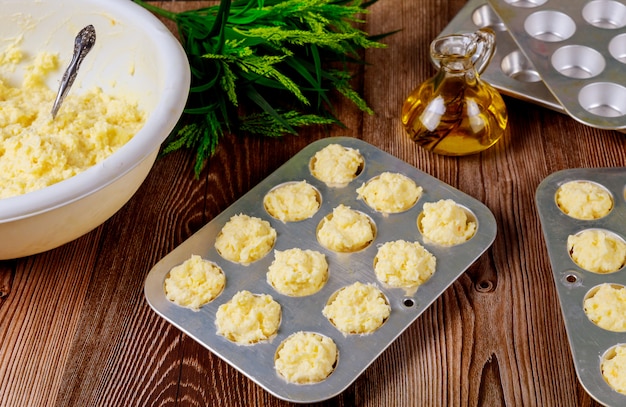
1, 0, 624, 406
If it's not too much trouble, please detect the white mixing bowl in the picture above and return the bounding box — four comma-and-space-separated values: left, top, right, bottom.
0, 0, 190, 259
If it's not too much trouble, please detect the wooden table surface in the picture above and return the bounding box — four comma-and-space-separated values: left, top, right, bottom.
1, 0, 625, 406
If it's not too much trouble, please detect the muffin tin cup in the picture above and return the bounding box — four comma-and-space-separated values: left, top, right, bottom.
536, 168, 626, 406
488, 0, 626, 129
144, 137, 497, 403
436, 0, 563, 113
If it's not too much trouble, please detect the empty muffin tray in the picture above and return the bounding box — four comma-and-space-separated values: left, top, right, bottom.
488, 0, 626, 130
144, 137, 497, 403
536, 167, 626, 406
437, 0, 562, 112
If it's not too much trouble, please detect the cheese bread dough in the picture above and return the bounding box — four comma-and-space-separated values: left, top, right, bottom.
317, 204, 375, 252
323, 282, 390, 335
556, 181, 613, 220
584, 284, 626, 332
263, 181, 320, 222
374, 240, 436, 288
215, 214, 277, 265
274, 331, 338, 384
419, 199, 476, 245
602, 344, 626, 395
164, 255, 226, 310
357, 172, 422, 213
0, 51, 145, 199
267, 248, 328, 296
310, 143, 363, 186
567, 229, 626, 274
215, 290, 281, 345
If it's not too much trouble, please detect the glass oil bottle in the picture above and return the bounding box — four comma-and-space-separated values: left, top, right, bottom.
401, 28, 508, 155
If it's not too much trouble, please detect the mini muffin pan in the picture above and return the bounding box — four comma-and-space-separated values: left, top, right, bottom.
144, 137, 497, 403
436, 0, 563, 112
487, 0, 626, 130
536, 168, 626, 406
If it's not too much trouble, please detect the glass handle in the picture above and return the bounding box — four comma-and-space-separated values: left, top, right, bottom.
471, 27, 496, 75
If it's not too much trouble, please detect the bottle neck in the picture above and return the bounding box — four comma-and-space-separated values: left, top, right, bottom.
437, 57, 478, 85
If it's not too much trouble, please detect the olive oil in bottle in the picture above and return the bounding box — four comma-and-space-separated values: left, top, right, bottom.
402, 28, 507, 155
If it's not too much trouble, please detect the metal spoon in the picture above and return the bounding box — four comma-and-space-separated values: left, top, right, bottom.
51, 25, 96, 119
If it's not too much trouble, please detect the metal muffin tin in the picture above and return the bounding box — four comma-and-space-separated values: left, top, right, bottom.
536, 168, 626, 406
437, 0, 563, 112
488, 0, 626, 130
144, 137, 497, 403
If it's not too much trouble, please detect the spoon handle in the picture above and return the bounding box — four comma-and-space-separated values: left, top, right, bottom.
51, 25, 96, 119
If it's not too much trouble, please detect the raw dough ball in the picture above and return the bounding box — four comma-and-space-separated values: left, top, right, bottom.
357, 172, 422, 213
215, 214, 277, 265
419, 199, 476, 245
584, 284, 626, 332
264, 181, 320, 222
602, 344, 626, 395
267, 248, 328, 296
556, 181, 613, 220
568, 229, 626, 274
374, 240, 436, 288
275, 331, 338, 384
164, 255, 225, 310
310, 143, 363, 186
323, 282, 390, 335
215, 290, 281, 345
317, 204, 374, 252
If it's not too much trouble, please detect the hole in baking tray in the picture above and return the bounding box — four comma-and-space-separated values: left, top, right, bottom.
600, 344, 626, 395
564, 273, 579, 284
471, 4, 506, 31
609, 33, 626, 63
583, 0, 626, 29
500, 50, 542, 82
567, 228, 626, 274
403, 298, 415, 307
579, 82, 626, 117
555, 180, 614, 220
551, 45, 606, 79
504, 0, 548, 7
583, 283, 626, 332
524, 11, 576, 42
